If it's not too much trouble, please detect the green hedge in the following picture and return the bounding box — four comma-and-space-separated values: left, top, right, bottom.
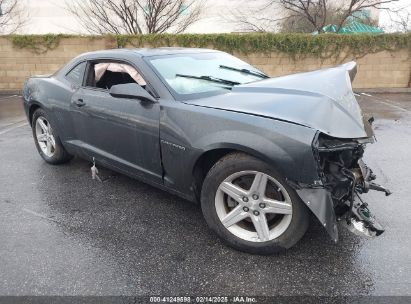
6, 33, 411, 58
10, 34, 74, 54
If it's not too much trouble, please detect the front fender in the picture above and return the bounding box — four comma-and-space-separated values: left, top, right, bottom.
160, 102, 339, 238
191, 130, 297, 180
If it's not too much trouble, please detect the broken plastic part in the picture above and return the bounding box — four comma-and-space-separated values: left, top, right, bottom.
341, 217, 377, 237
312, 134, 388, 239
342, 200, 384, 237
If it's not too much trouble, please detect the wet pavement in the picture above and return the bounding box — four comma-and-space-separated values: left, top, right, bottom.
0, 92, 410, 297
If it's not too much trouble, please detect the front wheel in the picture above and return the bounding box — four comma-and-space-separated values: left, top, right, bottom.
201, 153, 309, 255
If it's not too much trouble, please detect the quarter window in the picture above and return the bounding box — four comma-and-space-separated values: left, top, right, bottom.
66, 62, 86, 86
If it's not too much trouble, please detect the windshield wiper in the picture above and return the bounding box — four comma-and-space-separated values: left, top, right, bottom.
175, 74, 240, 87
219, 65, 269, 79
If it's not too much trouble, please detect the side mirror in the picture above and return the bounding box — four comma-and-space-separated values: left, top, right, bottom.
109, 83, 156, 103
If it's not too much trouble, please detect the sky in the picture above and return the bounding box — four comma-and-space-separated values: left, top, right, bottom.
23, 0, 242, 34
20, 0, 411, 34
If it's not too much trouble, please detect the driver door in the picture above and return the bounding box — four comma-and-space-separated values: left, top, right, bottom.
70, 60, 163, 184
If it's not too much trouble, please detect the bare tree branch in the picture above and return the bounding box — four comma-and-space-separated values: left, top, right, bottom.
222, 1, 286, 32
65, 0, 205, 35
385, 5, 411, 32
225, 0, 404, 33
0, 0, 29, 34
277, 0, 400, 32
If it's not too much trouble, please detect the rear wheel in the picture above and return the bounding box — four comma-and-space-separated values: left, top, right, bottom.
201, 153, 309, 254
32, 108, 73, 164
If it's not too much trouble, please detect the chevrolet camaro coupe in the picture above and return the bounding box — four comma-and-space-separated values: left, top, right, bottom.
23, 48, 391, 254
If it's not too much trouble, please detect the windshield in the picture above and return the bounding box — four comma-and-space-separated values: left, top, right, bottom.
147, 52, 267, 96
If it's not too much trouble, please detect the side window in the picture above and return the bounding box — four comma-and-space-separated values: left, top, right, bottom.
66, 62, 86, 86
85, 61, 147, 90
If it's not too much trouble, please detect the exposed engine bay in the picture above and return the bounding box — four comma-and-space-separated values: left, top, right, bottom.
313, 127, 391, 238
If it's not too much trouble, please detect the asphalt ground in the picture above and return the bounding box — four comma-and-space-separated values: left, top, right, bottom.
0, 92, 410, 298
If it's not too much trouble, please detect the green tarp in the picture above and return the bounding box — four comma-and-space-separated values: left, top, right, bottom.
322, 21, 384, 34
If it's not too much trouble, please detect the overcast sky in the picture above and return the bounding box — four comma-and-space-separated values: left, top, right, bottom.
22, 0, 411, 34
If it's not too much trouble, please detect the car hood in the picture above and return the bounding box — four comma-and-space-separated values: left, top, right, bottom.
186, 61, 370, 139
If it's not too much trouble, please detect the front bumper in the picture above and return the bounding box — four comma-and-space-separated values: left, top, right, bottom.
295, 127, 391, 242
296, 158, 390, 242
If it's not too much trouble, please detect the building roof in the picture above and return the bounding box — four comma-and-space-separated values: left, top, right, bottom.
322, 21, 384, 34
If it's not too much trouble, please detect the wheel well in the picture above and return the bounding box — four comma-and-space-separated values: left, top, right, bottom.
192, 148, 237, 202
28, 104, 41, 125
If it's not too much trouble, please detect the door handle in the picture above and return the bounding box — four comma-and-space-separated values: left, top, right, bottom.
75, 99, 86, 107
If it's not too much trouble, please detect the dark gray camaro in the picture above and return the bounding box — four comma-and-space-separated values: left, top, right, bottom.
23, 48, 390, 254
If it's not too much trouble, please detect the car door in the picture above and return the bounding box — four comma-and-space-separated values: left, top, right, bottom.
69, 60, 163, 184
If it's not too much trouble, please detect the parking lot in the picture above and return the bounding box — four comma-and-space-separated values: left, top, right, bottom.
0, 92, 410, 297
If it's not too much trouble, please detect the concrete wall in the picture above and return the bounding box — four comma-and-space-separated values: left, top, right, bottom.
237, 49, 410, 89
0, 37, 409, 92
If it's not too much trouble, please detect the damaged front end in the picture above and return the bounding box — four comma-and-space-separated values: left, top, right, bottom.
311, 128, 391, 239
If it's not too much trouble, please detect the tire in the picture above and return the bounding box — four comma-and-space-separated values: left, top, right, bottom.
31, 108, 73, 165
201, 152, 309, 255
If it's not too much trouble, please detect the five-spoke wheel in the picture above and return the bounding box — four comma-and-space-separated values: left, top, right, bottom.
201, 153, 309, 254
35, 116, 56, 157
216, 171, 293, 243
31, 108, 72, 164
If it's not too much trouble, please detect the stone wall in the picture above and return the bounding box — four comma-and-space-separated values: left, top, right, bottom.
0, 36, 409, 92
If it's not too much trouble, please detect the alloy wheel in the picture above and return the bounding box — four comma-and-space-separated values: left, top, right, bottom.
215, 170, 293, 242
35, 116, 56, 157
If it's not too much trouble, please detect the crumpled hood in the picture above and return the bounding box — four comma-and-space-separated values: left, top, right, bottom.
187, 61, 370, 139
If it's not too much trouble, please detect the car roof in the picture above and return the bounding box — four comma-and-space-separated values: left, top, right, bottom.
134, 47, 221, 56
80, 47, 221, 59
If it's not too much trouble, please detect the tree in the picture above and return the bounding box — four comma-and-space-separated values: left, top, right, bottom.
224, 1, 283, 32
0, 0, 28, 33
66, 0, 205, 35
278, 6, 380, 32
277, 0, 398, 33
386, 6, 411, 32
227, 0, 401, 33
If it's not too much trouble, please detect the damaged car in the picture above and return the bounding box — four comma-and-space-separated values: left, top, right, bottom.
22, 48, 390, 254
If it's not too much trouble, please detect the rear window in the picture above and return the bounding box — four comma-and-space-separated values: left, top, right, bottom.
66, 62, 86, 86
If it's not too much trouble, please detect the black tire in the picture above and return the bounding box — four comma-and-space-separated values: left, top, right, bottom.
31, 108, 73, 165
201, 152, 309, 255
